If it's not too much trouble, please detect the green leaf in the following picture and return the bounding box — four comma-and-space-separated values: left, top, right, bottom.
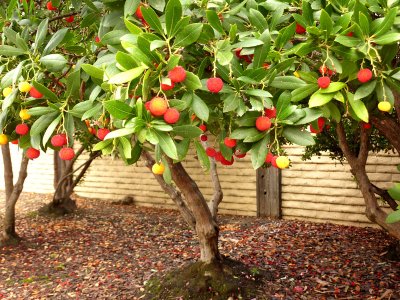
192, 94, 209, 121
206, 10, 224, 34
270, 76, 306, 89
283, 126, 315, 146
142, 7, 164, 36
194, 140, 210, 171
373, 33, 400, 45
42, 114, 62, 145
244, 89, 272, 98
386, 209, 400, 224
30, 112, 59, 136
124, 18, 143, 34
108, 66, 147, 84
319, 82, 347, 94
253, 29, 271, 68
104, 100, 133, 119
39, 54, 67, 72
348, 92, 368, 122
81, 103, 102, 120
291, 84, 319, 102
2, 89, 17, 110
33, 18, 48, 52
275, 22, 296, 49
223, 93, 240, 112
184, 72, 202, 90
354, 80, 377, 100
104, 128, 135, 139
119, 136, 132, 159
82, 64, 104, 80
93, 139, 113, 151
374, 7, 397, 37
249, 8, 268, 32
165, 0, 182, 36
251, 134, 270, 169
294, 108, 323, 125
154, 131, 178, 160
358, 13, 370, 36
32, 81, 58, 102
101, 30, 127, 45
43, 28, 68, 56
174, 24, 203, 47
319, 9, 333, 37
0, 45, 26, 56
173, 125, 202, 138
309, 92, 335, 107
124, 0, 140, 17
334, 35, 362, 47
28, 107, 57, 116
65, 70, 81, 100
230, 127, 260, 139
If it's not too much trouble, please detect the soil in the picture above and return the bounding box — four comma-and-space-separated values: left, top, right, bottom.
0, 191, 399, 299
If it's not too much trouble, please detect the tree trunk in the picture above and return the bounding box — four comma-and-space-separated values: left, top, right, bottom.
167, 158, 221, 263
1, 145, 29, 246
335, 122, 400, 240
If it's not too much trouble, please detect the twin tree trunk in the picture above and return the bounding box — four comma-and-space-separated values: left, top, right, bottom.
1, 144, 29, 246
142, 151, 222, 263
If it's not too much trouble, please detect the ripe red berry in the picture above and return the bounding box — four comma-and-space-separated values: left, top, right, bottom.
206, 77, 224, 93
319, 66, 334, 76
163, 108, 180, 124
262, 63, 270, 70
168, 66, 186, 83
362, 122, 371, 129
16, 124, 29, 135
135, 4, 144, 19
161, 81, 175, 91
11, 140, 19, 145
149, 97, 168, 116
51, 134, 67, 147
235, 48, 243, 58
215, 151, 223, 162
46, 1, 57, 10
65, 15, 74, 23
95, 36, 101, 43
318, 76, 331, 89
220, 156, 234, 166
346, 32, 354, 37
357, 68, 373, 83
295, 23, 306, 34
199, 124, 207, 132
265, 152, 274, 163
234, 150, 246, 158
271, 155, 278, 168
97, 128, 110, 140
265, 107, 276, 119
26, 148, 40, 160
310, 117, 326, 133
29, 87, 43, 98
255, 116, 271, 131
200, 134, 208, 142
59, 147, 75, 161
224, 137, 237, 148
206, 147, 217, 157
144, 101, 151, 111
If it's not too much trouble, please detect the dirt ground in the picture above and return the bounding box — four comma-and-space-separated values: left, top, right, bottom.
0, 191, 399, 299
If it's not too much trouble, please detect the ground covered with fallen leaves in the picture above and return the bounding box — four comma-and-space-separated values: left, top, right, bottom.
0, 192, 399, 300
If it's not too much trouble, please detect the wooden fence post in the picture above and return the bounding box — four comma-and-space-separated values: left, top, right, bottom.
256, 167, 281, 218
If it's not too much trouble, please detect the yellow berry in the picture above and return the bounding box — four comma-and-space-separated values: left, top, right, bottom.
18, 82, 32, 93
293, 71, 300, 78
276, 156, 290, 169
2, 87, 12, 97
378, 101, 391, 112
0, 134, 8, 145
152, 162, 165, 175
19, 109, 31, 120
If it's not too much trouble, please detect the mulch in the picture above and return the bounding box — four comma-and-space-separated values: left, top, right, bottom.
0, 191, 399, 300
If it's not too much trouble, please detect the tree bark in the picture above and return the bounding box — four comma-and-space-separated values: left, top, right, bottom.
1, 146, 29, 246
141, 151, 196, 230
370, 115, 400, 154
336, 122, 400, 240
167, 158, 221, 263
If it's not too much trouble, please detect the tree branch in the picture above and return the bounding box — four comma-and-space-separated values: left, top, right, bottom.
370, 115, 400, 154
1, 144, 14, 200
49, 12, 78, 23
370, 184, 399, 211
358, 125, 369, 165
141, 150, 196, 230
335, 121, 357, 164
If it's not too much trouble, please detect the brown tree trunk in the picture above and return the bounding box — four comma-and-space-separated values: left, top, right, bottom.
336, 122, 400, 240
167, 158, 221, 263
1, 145, 29, 246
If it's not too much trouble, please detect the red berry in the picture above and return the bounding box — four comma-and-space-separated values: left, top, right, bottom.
235, 48, 243, 58
144, 101, 151, 111
234, 150, 246, 158
16, 124, 29, 135
46, 1, 57, 10
310, 117, 326, 134
206, 147, 217, 157
59, 147, 75, 161
295, 23, 306, 34
224, 137, 236, 148
319, 66, 334, 76
318, 76, 331, 89
309, 124, 320, 134
97, 128, 110, 140
265, 152, 274, 163
271, 155, 278, 168
11, 140, 18, 145
149, 97, 168, 116
200, 134, 208, 142
95, 36, 101, 43
199, 124, 207, 132
215, 151, 223, 162
161, 81, 175, 91
220, 156, 234, 166
135, 4, 144, 19
65, 16, 74, 23
346, 32, 354, 37
262, 63, 270, 69
51, 134, 67, 147
168, 66, 186, 83
163, 108, 180, 124
255, 116, 271, 131
88, 127, 96, 135
26, 148, 40, 160
29, 87, 43, 99
357, 68, 373, 83
265, 107, 276, 118
207, 77, 224, 93
362, 122, 371, 129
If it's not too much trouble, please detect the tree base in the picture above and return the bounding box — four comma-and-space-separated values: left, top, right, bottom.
143, 258, 273, 300
384, 241, 400, 261
38, 198, 77, 217
0, 232, 21, 247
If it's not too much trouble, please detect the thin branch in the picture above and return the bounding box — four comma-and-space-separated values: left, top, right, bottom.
49, 12, 78, 23
358, 125, 369, 165
370, 184, 399, 211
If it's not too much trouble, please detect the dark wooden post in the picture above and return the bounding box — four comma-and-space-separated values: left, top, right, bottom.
256, 167, 281, 218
